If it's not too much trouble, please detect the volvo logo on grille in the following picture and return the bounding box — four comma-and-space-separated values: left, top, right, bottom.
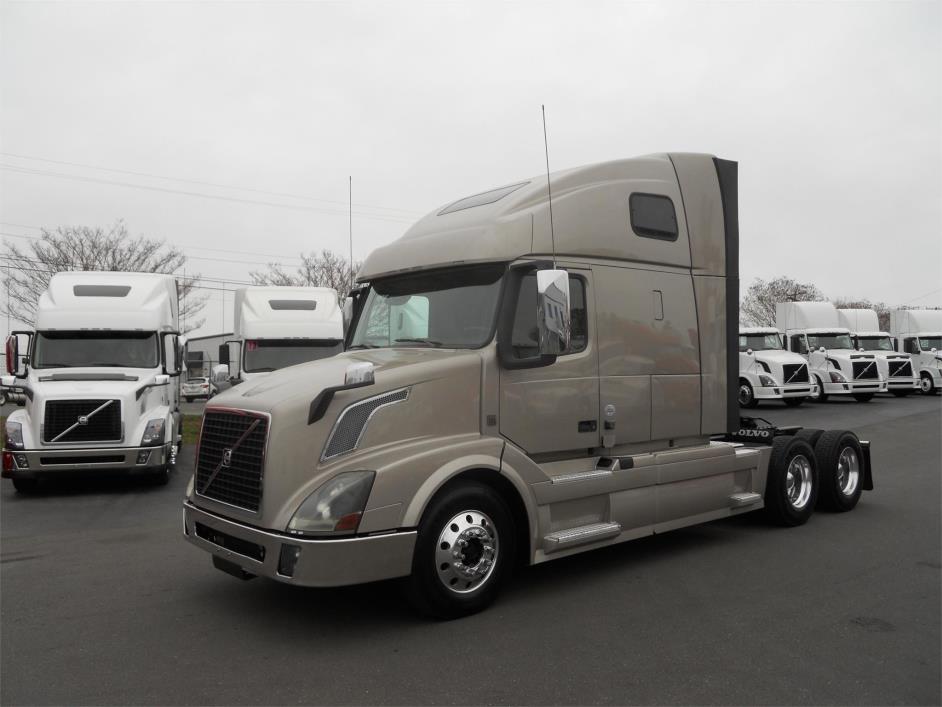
221, 449, 233, 467
77, 415, 89, 426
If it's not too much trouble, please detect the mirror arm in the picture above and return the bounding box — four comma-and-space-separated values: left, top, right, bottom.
307, 380, 374, 425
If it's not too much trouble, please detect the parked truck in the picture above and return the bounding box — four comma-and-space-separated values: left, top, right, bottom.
837, 308, 919, 397
220, 286, 344, 385
183, 154, 873, 618
889, 309, 942, 395
778, 301, 887, 402
738, 326, 818, 407
2, 272, 185, 492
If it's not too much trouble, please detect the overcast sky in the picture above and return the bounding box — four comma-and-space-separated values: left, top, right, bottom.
2, 0, 940, 339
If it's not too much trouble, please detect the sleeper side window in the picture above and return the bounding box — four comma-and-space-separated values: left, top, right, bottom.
510, 274, 587, 359
629, 193, 678, 241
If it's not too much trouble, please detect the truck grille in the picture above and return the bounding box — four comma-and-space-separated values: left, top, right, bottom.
782, 363, 809, 384
43, 399, 122, 443
195, 410, 268, 512
888, 360, 913, 378
852, 360, 879, 380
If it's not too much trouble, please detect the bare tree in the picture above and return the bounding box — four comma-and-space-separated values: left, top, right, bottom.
1, 221, 207, 333
250, 249, 362, 301
831, 297, 891, 331
740, 276, 825, 326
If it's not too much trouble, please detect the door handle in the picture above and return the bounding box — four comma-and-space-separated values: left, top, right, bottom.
578, 420, 597, 433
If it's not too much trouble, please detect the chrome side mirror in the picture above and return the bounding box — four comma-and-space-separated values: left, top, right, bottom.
536, 269, 570, 356
746, 348, 754, 355
344, 361, 375, 386
154, 374, 170, 386
819, 346, 826, 353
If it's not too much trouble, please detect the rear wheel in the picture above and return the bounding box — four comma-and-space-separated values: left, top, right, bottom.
783, 397, 806, 407
812, 376, 828, 403
920, 373, 936, 395
891, 389, 911, 398
763, 437, 818, 527
12, 478, 39, 494
738, 380, 758, 408
814, 430, 864, 512
853, 393, 874, 402
404, 481, 515, 619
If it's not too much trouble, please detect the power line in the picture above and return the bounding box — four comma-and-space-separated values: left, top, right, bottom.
1, 164, 419, 224
0, 151, 426, 217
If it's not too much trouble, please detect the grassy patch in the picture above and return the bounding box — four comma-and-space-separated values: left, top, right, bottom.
182, 414, 202, 445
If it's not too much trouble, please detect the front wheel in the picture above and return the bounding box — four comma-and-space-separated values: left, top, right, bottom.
12, 478, 39, 494
738, 380, 758, 408
812, 376, 829, 403
763, 437, 818, 527
853, 393, 874, 402
404, 481, 515, 619
783, 397, 806, 407
920, 373, 937, 395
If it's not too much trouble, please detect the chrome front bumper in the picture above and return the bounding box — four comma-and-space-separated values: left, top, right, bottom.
754, 383, 818, 400
2, 444, 170, 478
886, 378, 920, 390
183, 501, 416, 588
822, 380, 887, 394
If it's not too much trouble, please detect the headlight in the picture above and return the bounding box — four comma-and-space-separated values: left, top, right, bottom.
287, 471, 375, 537
4, 420, 24, 450
758, 374, 777, 387
829, 370, 847, 383
140, 418, 166, 446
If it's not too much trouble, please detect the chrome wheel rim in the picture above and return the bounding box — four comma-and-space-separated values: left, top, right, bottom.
435, 510, 499, 595
738, 384, 752, 406
785, 454, 813, 510
837, 447, 860, 496
921, 376, 932, 393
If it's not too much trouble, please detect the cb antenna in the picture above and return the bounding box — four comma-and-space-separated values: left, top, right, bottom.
542, 104, 557, 268
348, 175, 354, 295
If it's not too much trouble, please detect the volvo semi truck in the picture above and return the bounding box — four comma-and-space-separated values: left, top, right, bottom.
837, 308, 919, 397
220, 286, 343, 385
778, 301, 887, 402
890, 309, 942, 395
183, 154, 873, 618
738, 327, 818, 407
2, 272, 185, 491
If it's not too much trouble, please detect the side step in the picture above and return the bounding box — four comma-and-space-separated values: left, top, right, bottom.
543, 522, 621, 554
729, 492, 762, 508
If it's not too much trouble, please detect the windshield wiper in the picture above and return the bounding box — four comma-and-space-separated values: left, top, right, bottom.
247, 367, 276, 373
347, 344, 379, 350
393, 338, 444, 347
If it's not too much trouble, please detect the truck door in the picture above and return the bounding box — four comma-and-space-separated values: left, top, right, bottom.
498, 268, 599, 456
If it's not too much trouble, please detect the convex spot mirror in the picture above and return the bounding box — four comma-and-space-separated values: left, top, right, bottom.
536, 269, 571, 356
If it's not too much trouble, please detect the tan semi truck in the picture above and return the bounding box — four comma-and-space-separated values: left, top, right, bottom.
182, 154, 873, 618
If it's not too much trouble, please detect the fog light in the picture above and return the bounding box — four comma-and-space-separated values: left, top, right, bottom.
278, 544, 301, 577
14, 453, 28, 468
136, 450, 151, 465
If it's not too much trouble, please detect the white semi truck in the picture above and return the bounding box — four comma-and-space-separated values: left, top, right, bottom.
220, 286, 344, 385
2, 272, 185, 492
738, 327, 818, 407
837, 308, 919, 397
777, 301, 887, 402
889, 309, 942, 395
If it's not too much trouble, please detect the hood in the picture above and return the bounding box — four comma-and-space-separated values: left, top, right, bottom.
750, 349, 806, 365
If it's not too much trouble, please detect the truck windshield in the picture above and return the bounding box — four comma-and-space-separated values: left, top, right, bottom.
32, 331, 159, 369
918, 337, 942, 351
739, 334, 781, 351
349, 263, 505, 349
855, 336, 893, 351
807, 333, 853, 350
243, 339, 343, 372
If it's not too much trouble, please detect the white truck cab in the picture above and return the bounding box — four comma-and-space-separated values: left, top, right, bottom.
738, 327, 818, 407
221, 287, 344, 385
777, 301, 887, 402
837, 308, 919, 397
2, 272, 185, 492
890, 309, 942, 395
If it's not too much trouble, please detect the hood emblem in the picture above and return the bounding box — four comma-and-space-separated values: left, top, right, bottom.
78, 415, 89, 426
221, 449, 233, 467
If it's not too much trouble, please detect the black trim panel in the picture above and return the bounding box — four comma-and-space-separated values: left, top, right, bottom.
713, 157, 739, 435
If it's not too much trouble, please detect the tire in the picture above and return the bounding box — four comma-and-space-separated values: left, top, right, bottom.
404, 481, 515, 619
794, 428, 824, 447
763, 436, 818, 527
783, 397, 806, 407
891, 390, 911, 398
812, 375, 828, 403
920, 373, 936, 395
738, 380, 758, 409
813, 430, 864, 512
852, 393, 874, 402
12, 478, 39, 494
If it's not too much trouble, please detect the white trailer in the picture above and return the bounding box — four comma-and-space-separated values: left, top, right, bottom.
221, 286, 344, 385
2, 272, 185, 492
889, 309, 942, 395
738, 327, 819, 407
837, 309, 919, 397
777, 301, 886, 402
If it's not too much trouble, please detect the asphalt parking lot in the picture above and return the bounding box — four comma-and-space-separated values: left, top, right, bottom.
2, 395, 940, 706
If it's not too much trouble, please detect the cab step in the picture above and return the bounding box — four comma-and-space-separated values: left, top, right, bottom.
729, 492, 762, 508
543, 522, 621, 553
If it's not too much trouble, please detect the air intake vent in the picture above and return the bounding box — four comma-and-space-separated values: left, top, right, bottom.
852, 360, 879, 380
196, 410, 268, 512
888, 360, 913, 378
322, 388, 409, 461
43, 399, 121, 443
782, 363, 809, 383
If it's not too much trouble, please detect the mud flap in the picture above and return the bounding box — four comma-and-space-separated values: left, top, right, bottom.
860, 440, 874, 491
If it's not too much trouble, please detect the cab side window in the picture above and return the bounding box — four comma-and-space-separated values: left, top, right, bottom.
904, 338, 919, 355
790, 335, 808, 355
510, 274, 587, 359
